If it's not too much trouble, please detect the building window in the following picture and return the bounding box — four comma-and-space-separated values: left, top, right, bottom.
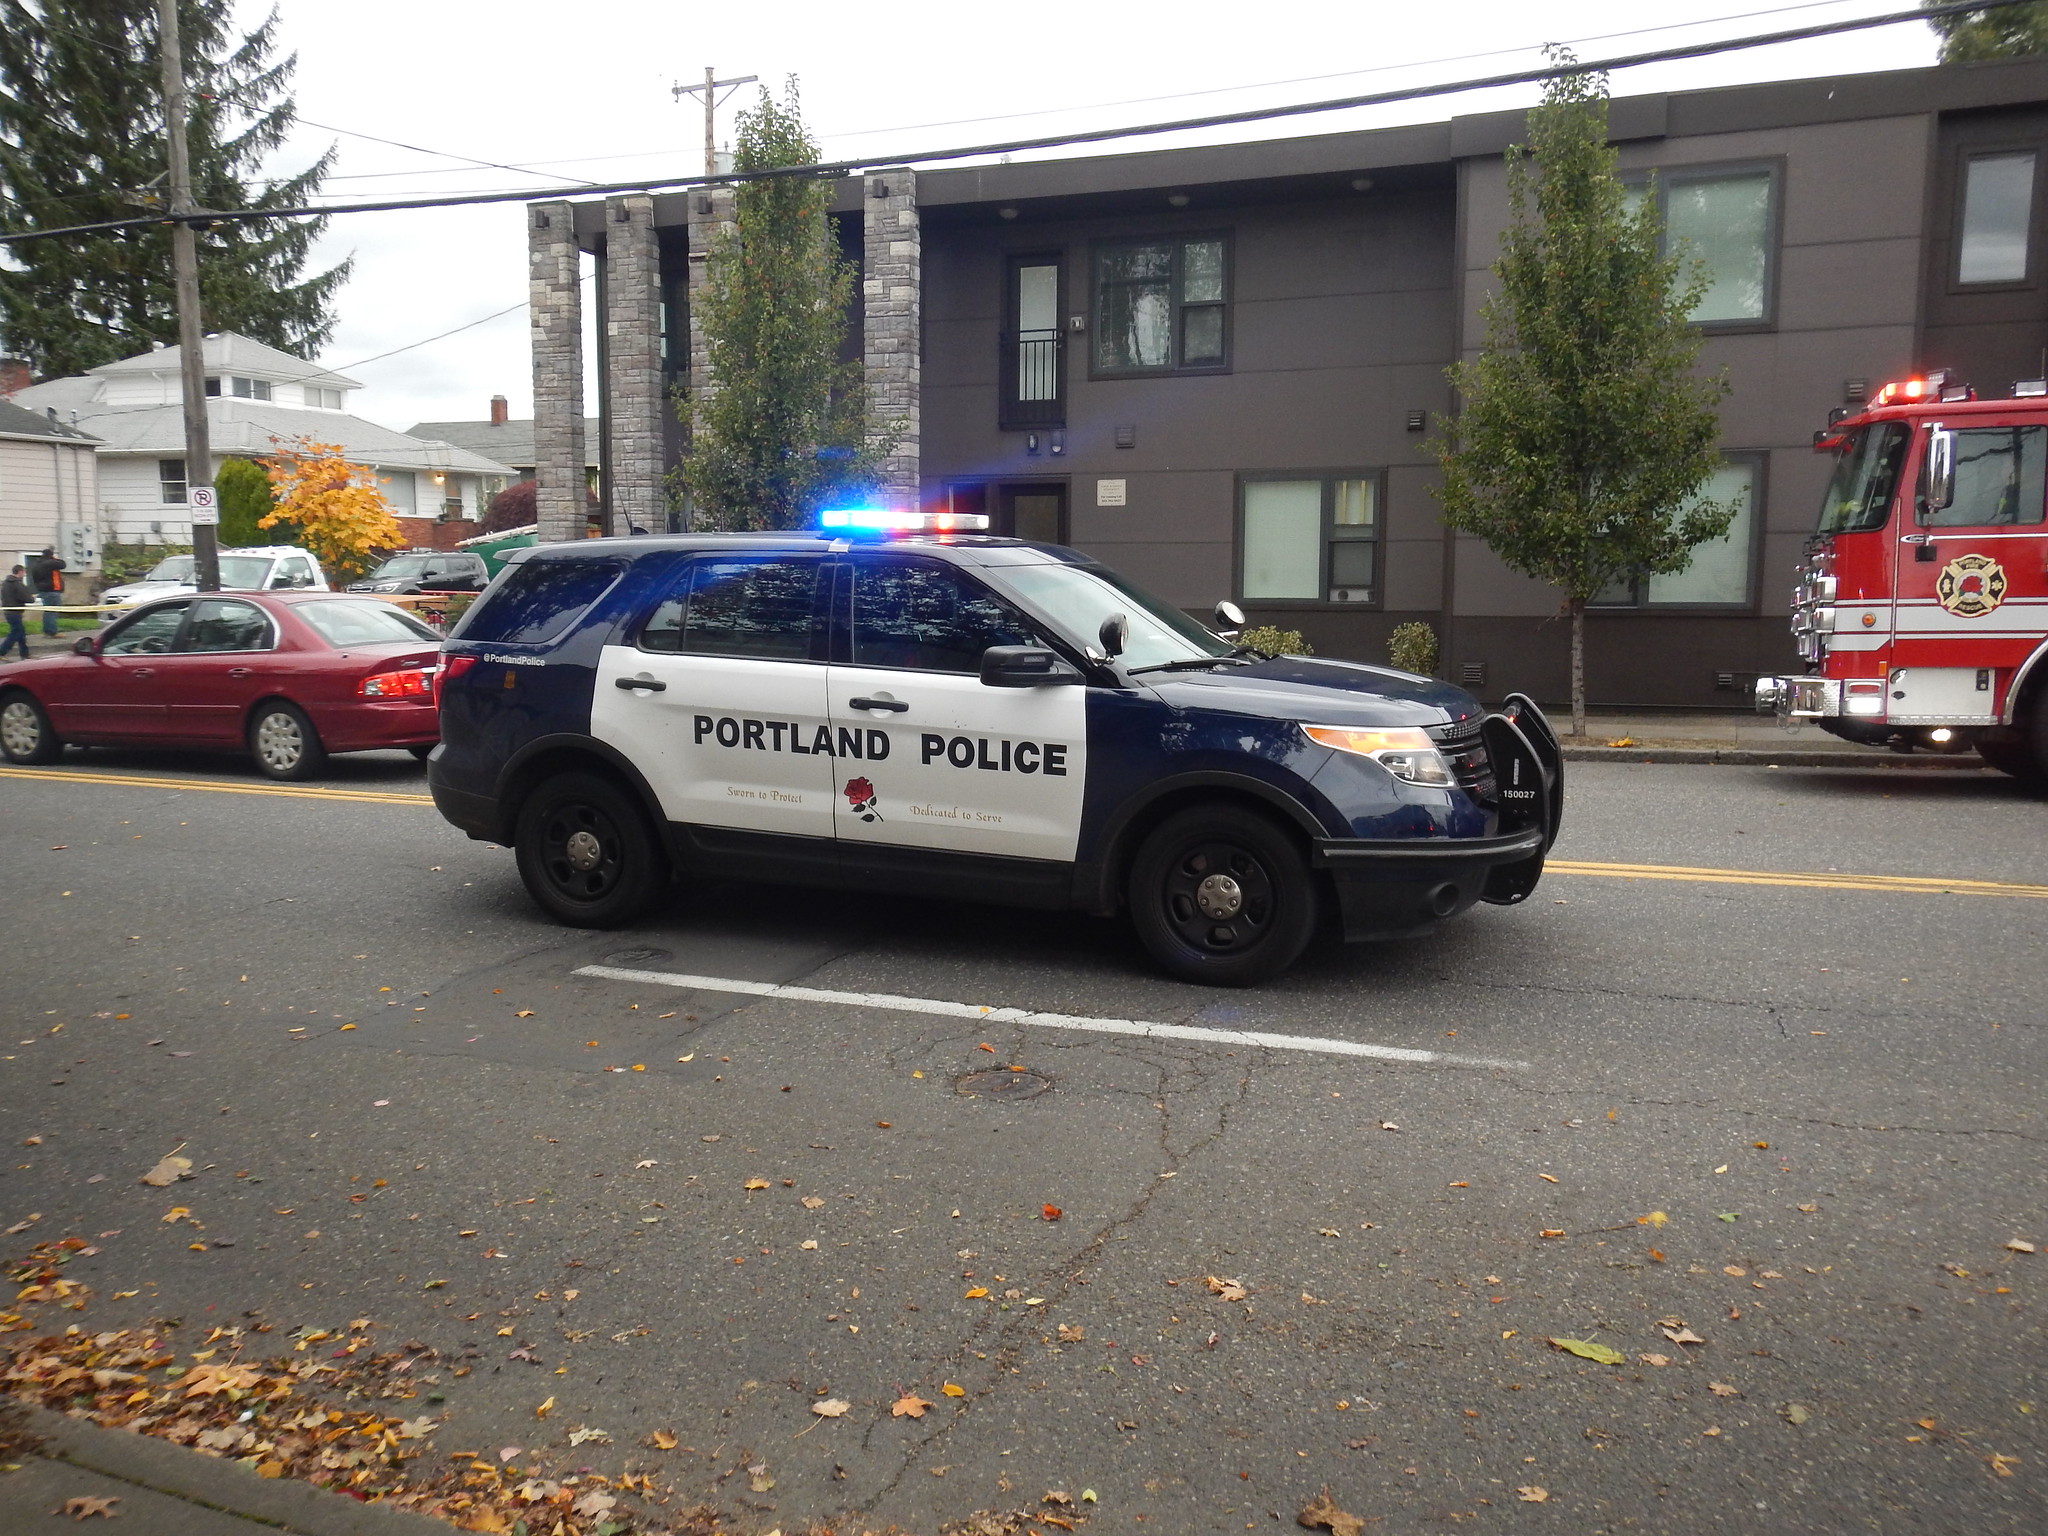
1627, 166, 1777, 326
159, 458, 187, 504
1000, 254, 1065, 428
307, 386, 344, 409
227, 375, 272, 401
1595, 456, 1762, 608
203, 377, 221, 397
1958, 150, 2036, 285
1238, 474, 1380, 604
1093, 235, 1228, 374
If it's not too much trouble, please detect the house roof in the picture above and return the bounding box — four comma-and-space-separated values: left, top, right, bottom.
91, 333, 361, 389
406, 417, 600, 471
7, 375, 101, 416
0, 396, 100, 446
72, 398, 513, 476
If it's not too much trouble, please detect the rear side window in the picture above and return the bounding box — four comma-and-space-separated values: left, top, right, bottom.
640, 558, 822, 660
182, 599, 273, 652
457, 558, 624, 645
298, 599, 442, 646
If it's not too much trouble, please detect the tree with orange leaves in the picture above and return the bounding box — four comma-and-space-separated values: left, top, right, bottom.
259, 438, 403, 582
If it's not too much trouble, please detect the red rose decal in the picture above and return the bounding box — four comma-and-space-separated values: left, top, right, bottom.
843, 776, 883, 823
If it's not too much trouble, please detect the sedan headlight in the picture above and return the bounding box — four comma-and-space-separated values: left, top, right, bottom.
1302, 725, 1455, 786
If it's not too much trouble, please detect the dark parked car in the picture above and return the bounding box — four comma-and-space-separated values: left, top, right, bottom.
0, 593, 443, 780
349, 551, 490, 595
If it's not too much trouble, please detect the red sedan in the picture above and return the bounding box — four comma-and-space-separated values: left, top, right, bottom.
0, 592, 442, 780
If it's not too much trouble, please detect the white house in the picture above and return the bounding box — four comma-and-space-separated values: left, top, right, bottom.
0, 396, 100, 571
8, 333, 515, 544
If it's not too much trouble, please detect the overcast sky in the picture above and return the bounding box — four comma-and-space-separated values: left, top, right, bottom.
258, 0, 1942, 434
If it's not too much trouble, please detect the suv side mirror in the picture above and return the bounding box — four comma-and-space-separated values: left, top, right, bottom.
1213, 599, 1246, 632
1925, 426, 1956, 514
1097, 613, 1129, 659
72, 634, 98, 657
980, 645, 1083, 688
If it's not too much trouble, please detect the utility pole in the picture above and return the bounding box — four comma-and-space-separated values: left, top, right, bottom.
672, 68, 757, 175
159, 0, 219, 591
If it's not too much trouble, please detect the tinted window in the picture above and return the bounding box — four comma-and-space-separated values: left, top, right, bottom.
371, 556, 434, 580
456, 558, 624, 645
181, 599, 273, 653
641, 558, 821, 660
1817, 423, 1910, 535
103, 602, 190, 655
296, 600, 442, 646
851, 558, 1036, 672
1930, 425, 2048, 528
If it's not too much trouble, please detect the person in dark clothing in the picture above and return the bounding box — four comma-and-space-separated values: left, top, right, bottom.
26, 547, 67, 637
1, 565, 31, 660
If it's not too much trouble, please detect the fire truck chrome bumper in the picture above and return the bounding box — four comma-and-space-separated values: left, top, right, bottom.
1755, 675, 1840, 719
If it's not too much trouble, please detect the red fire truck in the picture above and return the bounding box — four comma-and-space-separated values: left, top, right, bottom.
1756, 371, 2048, 782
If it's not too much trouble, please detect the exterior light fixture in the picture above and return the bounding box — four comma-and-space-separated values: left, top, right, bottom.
1167, 192, 1190, 207
998, 206, 1018, 220
1351, 177, 1375, 192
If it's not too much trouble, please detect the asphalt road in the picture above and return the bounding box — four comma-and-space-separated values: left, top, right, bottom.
1, 750, 2044, 1534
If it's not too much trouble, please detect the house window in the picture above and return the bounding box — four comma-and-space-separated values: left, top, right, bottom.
1627, 167, 1777, 325
1595, 457, 1762, 608
1093, 235, 1228, 374
1001, 254, 1065, 428
1238, 474, 1380, 604
228, 375, 272, 401
159, 458, 187, 504
1958, 150, 2036, 284
203, 377, 221, 397
307, 386, 344, 409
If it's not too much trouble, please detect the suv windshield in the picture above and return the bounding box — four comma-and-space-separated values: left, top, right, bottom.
993, 560, 1232, 672
368, 555, 434, 580
141, 554, 274, 588
1816, 422, 1910, 535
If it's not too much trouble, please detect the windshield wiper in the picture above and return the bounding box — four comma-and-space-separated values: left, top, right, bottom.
1127, 654, 1250, 675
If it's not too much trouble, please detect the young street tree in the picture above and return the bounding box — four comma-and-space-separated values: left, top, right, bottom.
680, 80, 888, 530
0, 0, 349, 378
259, 438, 400, 582
1436, 58, 1730, 737
1923, 1, 2048, 60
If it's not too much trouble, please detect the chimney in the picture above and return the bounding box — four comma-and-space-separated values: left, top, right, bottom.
490, 394, 509, 426
0, 357, 30, 397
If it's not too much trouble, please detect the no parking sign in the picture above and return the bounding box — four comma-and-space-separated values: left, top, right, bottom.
188, 484, 218, 526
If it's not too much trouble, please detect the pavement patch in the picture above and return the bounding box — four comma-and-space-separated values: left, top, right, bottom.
573, 962, 1528, 1069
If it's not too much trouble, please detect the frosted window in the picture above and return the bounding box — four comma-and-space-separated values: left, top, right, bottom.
1667, 172, 1772, 323
1648, 462, 1755, 605
1959, 152, 2035, 284
1242, 481, 1322, 599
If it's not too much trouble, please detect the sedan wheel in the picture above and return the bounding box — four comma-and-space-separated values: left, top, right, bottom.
247, 702, 328, 781
0, 694, 63, 765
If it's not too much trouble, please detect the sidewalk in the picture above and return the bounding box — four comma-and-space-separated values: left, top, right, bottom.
1552, 709, 1987, 768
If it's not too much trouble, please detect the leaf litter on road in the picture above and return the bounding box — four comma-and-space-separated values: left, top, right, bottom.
1297, 1484, 1367, 1535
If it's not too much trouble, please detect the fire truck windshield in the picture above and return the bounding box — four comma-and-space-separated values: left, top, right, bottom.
1816, 422, 1910, 535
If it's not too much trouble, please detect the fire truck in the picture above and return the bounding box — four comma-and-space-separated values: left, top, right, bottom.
1755, 371, 2048, 783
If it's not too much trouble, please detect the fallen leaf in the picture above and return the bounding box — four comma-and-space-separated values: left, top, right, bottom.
572, 1489, 617, 1519
534, 1396, 554, 1419
1716, 1212, 1740, 1222
1637, 1211, 1669, 1228
801, 1195, 825, 1209
1205, 1275, 1249, 1302
1662, 1327, 1706, 1346
748, 1467, 775, 1494
1042, 1204, 1063, 1221
1798, 1203, 1819, 1213
1517, 1485, 1549, 1503
1379, 1121, 1399, 1131
650, 1429, 678, 1449
811, 1398, 851, 1418
1447, 1181, 1469, 1188
395, 1415, 438, 1438
799, 1240, 818, 1250
567, 1425, 612, 1445
941, 1382, 965, 1397
53, 1496, 122, 1520
1057, 1324, 1085, 1342
1549, 1336, 1625, 1365
1539, 1173, 1559, 1183
874, 1121, 891, 1129
1709, 1382, 1742, 1398
743, 1178, 770, 1190
515, 1010, 534, 1018
1723, 1265, 1748, 1277
1539, 1229, 1567, 1239
1296, 1484, 1366, 1535
498, 1447, 523, 1462
1080, 1489, 1097, 1504
964, 1287, 989, 1299
1639, 1353, 1672, 1367
1988, 1452, 2019, 1477
2005, 1239, 2036, 1254
1784, 1404, 1811, 1424
635, 1160, 657, 1169
892, 1394, 931, 1418
140, 1154, 192, 1187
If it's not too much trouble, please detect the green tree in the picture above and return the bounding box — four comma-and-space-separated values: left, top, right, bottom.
1924, 2, 2048, 60
0, 1, 350, 379
679, 79, 888, 530
1435, 56, 1731, 737
214, 455, 277, 547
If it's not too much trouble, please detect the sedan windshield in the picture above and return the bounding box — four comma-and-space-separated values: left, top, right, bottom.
141, 555, 274, 588
993, 560, 1233, 672
295, 599, 442, 646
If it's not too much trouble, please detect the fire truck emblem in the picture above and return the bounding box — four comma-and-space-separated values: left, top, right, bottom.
1934, 553, 2007, 618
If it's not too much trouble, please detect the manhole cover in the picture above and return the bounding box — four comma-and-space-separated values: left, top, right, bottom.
602, 946, 673, 966
954, 1069, 1052, 1100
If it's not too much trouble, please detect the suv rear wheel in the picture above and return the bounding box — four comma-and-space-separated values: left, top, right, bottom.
0, 692, 63, 765
1127, 804, 1319, 986
515, 770, 669, 928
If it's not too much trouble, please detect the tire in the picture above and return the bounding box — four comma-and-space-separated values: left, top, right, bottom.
0, 691, 64, 765
247, 701, 328, 781
1126, 804, 1319, 986
514, 770, 669, 928
408, 744, 435, 763
1976, 736, 2041, 783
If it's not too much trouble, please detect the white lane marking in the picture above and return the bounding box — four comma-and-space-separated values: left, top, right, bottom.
573, 964, 1525, 1070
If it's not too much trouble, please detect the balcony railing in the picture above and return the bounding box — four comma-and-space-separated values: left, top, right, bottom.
998, 329, 1065, 429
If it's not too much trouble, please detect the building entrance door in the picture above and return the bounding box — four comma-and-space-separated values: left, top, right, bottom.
946, 481, 1068, 545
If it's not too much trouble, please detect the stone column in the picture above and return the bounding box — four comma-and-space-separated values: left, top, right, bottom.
528, 201, 586, 543
682, 187, 736, 527
602, 194, 664, 535
862, 168, 920, 510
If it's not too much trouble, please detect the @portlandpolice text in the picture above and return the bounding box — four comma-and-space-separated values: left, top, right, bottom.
691, 715, 1067, 774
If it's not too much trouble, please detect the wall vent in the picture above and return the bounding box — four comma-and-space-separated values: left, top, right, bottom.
1459, 661, 1487, 688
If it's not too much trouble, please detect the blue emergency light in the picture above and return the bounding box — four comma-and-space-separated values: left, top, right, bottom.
818, 508, 990, 533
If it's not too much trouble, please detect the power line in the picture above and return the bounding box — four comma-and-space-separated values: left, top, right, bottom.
291, 117, 602, 189
1, 0, 2031, 248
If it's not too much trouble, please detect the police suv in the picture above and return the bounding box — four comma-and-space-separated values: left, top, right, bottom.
427, 512, 1562, 985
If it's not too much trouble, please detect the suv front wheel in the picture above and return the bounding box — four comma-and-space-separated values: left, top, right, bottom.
515, 770, 669, 927
1127, 804, 1319, 986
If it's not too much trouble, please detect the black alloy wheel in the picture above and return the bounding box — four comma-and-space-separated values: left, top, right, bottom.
0, 692, 63, 765
1128, 805, 1319, 986
514, 770, 668, 928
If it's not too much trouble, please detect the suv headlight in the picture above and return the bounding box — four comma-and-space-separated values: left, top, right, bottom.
1303, 725, 1455, 786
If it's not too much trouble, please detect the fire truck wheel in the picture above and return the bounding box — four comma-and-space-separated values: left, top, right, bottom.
1976, 737, 2040, 782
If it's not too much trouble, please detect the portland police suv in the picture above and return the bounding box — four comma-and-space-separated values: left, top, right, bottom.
428, 511, 1562, 985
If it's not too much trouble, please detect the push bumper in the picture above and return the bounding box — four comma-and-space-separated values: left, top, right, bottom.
1754, 675, 1840, 720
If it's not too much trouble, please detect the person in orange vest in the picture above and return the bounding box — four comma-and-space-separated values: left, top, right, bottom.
25, 547, 67, 638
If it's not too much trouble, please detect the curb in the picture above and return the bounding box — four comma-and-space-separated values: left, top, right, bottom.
1559, 745, 1987, 769
16, 1403, 452, 1535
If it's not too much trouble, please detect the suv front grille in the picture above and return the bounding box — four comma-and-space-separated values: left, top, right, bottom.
1429, 718, 1494, 802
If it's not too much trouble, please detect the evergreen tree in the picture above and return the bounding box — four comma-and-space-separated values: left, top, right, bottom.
1435, 57, 1730, 738
1925, 2, 2048, 60
214, 455, 277, 546
0, 1, 349, 379
680, 80, 889, 531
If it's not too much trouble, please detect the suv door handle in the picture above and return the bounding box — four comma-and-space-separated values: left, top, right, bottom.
848, 696, 908, 712
615, 676, 666, 692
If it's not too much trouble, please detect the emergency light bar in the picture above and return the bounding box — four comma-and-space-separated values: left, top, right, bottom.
818, 509, 991, 532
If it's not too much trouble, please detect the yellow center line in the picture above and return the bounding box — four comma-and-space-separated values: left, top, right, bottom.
6, 766, 2042, 899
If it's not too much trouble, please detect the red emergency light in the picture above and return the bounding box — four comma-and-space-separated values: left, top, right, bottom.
1871, 370, 1975, 407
